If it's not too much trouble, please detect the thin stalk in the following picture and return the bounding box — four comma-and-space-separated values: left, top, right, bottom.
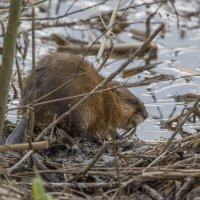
0, 0, 22, 140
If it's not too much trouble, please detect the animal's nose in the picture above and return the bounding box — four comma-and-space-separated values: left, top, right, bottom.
143, 107, 148, 119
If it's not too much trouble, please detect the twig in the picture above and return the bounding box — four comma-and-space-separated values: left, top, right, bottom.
175, 177, 195, 200
57, 42, 157, 55
144, 133, 200, 173
169, 0, 179, 27
21, 0, 109, 21
27, 4, 36, 143
143, 97, 200, 172
7, 150, 34, 173
97, 43, 113, 71
11, 82, 18, 99
143, 169, 200, 179
96, 0, 120, 62
146, 1, 164, 39
0, 141, 48, 152
143, 184, 164, 200
69, 142, 109, 182
143, 151, 167, 173
15, 56, 24, 96
32, 153, 61, 182
0, 20, 5, 37
6, 85, 121, 111
111, 139, 121, 200
162, 96, 200, 153
50, 114, 57, 143
122, 62, 162, 78
20, 181, 120, 190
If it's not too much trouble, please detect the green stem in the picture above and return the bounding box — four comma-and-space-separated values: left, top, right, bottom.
0, 0, 22, 140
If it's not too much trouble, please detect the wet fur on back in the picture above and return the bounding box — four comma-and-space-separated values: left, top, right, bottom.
22, 52, 148, 138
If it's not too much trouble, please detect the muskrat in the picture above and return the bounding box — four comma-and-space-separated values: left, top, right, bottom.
6, 52, 148, 143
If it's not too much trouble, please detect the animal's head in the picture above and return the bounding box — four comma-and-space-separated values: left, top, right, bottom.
113, 86, 148, 130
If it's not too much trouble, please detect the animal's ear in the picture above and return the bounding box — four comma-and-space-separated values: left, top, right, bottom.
129, 99, 136, 106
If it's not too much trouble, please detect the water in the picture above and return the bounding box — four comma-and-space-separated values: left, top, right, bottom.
1, 0, 200, 140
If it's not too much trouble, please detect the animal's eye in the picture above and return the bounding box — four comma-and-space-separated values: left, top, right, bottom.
129, 99, 136, 105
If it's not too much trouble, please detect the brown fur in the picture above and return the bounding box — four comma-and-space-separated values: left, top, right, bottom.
22, 52, 148, 138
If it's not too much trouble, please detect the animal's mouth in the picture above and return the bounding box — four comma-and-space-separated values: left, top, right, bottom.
126, 122, 135, 129
124, 122, 137, 133
134, 114, 147, 125
125, 114, 147, 131
122, 115, 146, 137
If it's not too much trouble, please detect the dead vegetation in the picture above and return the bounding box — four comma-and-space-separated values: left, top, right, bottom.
2, 110, 200, 200
0, 0, 200, 199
